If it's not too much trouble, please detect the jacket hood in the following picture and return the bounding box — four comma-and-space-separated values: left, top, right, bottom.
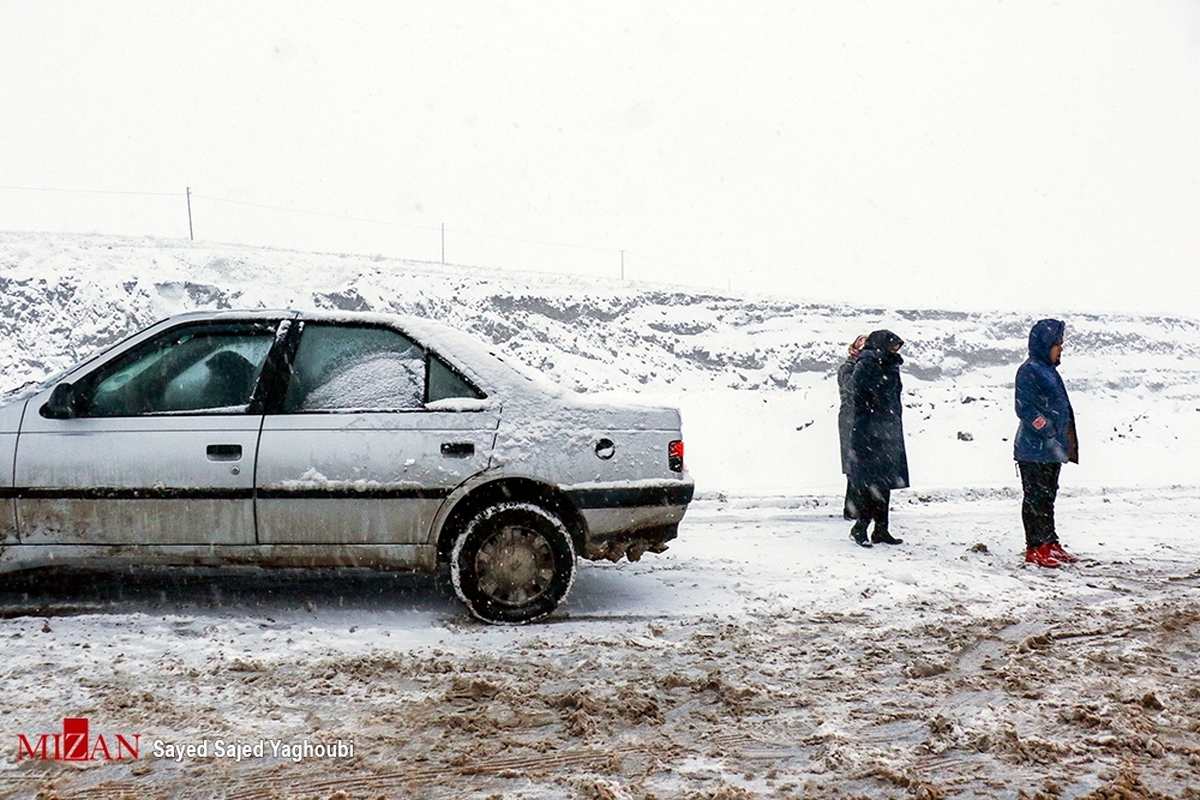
865, 329, 904, 353
1028, 319, 1065, 364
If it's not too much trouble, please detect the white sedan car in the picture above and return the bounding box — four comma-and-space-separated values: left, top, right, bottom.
0, 310, 693, 623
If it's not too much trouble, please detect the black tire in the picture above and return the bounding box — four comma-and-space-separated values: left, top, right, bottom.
450, 501, 576, 624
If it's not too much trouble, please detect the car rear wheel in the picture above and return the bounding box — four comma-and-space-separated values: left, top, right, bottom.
450, 502, 576, 624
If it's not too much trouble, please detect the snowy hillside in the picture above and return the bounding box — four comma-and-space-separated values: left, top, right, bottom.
4, 231, 1200, 496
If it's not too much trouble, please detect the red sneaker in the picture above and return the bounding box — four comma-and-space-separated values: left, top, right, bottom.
1049, 543, 1079, 563
1025, 544, 1061, 568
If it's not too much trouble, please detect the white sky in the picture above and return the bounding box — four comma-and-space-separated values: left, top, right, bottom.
2, 2, 1199, 315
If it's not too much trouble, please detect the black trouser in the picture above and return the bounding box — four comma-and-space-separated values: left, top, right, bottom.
850, 484, 890, 536
1019, 461, 1061, 549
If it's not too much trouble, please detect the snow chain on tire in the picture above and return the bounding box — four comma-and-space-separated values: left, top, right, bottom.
450, 501, 576, 624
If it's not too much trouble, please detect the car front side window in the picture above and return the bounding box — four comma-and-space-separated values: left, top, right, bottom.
83, 325, 277, 416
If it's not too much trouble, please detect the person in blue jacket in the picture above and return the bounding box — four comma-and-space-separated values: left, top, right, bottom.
1014, 318, 1079, 568
847, 329, 909, 547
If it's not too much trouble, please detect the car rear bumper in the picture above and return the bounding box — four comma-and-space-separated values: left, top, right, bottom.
564, 481, 694, 510
564, 479, 694, 562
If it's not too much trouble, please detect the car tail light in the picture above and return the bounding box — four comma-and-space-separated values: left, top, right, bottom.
668, 440, 684, 472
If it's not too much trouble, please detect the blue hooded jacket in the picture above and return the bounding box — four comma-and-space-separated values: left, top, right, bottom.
1013, 319, 1078, 464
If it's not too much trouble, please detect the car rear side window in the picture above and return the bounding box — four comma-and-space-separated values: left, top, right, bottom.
284, 324, 427, 412
428, 353, 486, 403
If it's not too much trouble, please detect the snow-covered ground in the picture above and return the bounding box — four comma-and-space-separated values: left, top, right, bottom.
2, 233, 1199, 798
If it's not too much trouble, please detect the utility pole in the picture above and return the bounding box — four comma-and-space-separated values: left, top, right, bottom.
186, 187, 194, 240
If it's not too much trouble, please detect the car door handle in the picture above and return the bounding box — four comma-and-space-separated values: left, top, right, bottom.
206, 444, 243, 461
440, 442, 474, 458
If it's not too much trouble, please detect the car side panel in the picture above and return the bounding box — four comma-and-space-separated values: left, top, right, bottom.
0, 543, 439, 575
1, 437, 16, 545
255, 409, 499, 544
489, 408, 693, 557
14, 407, 261, 545
0, 400, 23, 544
491, 403, 684, 488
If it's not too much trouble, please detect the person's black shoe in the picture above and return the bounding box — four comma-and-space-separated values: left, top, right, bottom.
871, 530, 903, 545
850, 527, 872, 547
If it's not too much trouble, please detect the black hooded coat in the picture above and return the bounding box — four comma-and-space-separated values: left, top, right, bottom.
837, 354, 858, 475
848, 330, 910, 491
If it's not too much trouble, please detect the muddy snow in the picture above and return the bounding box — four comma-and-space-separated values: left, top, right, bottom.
3, 489, 1198, 799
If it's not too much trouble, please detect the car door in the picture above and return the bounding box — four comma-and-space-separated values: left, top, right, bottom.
1, 400, 18, 544
13, 318, 285, 546
255, 320, 499, 545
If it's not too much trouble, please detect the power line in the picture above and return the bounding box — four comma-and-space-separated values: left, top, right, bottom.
190, 193, 442, 233
0, 181, 689, 279
193, 193, 622, 255
0, 184, 177, 198
449, 225, 617, 254
623, 249, 685, 274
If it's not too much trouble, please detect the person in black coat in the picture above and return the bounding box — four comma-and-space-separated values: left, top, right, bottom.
837, 334, 868, 520
847, 329, 909, 547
